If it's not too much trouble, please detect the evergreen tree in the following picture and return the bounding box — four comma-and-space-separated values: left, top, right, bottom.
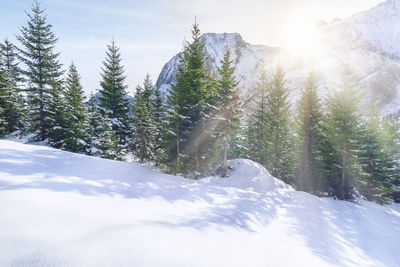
247, 60, 269, 166
229, 123, 250, 159
151, 85, 167, 165
0, 39, 26, 136
47, 77, 66, 147
88, 99, 122, 160
63, 62, 90, 153
98, 40, 130, 145
264, 66, 295, 184
215, 48, 241, 176
296, 72, 324, 194
320, 72, 362, 200
95, 114, 123, 160
17, 0, 63, 141
381, 116, 400, 202
195, 69, 220, 174
132, 74, 154, 162
350, 109, 399, 203
165, 21, 208, 174
0, 57, 6, 136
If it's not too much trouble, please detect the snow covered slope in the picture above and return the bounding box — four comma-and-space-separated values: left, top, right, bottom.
156, 0, 400, 115
0, 140, 399, 266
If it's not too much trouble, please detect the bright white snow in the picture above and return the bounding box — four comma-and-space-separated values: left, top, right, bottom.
0, 140, 399, 266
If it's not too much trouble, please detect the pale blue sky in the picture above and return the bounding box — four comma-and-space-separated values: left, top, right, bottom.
0, 0, 383, 95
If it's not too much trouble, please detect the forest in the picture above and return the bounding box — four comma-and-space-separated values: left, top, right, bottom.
1, 1, 399, 203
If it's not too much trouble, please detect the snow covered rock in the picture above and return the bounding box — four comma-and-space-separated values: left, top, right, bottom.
216, 159, 292, 192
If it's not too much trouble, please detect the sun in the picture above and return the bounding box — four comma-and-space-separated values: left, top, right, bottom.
279, 18, 324, 58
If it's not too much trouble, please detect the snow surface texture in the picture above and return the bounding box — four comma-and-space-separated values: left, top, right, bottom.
0, 140, 399, 267
156, 0, 400, 115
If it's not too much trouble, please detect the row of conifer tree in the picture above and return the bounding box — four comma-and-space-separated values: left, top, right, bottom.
0, 1, 399, 203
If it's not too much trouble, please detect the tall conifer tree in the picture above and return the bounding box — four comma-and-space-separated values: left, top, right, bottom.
321, 72, 362, 200
132, 74, 154, 162
166, 21, 208, 174
0, 39, 26, 135
17, 0, 63, 141
296, 72, 324, 193
151, 85, 167, 164
63, 62, 89, 152
247, 61, 269, 166
264, 66, 295, 184
215, 48, 241, 176
99, 40, 130, 145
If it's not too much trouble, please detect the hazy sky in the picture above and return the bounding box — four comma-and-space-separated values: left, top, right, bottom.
0, 0, 383, 95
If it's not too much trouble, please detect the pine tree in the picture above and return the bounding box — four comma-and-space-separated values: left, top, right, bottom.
48, 77, 66, 147
321, 72, 362, 200
381, 116, 400, 202
0, 57, 6, 136
0, 39, 26, 136
96, 114, 123, 160
98, 40, 130, 145
349, 108, 400, 203
88, 99, 122, 160
165, 21, 208, 174
296, 72, 324, 194
17, 0, 63, 141
215, 48, 241, 176
132, 74, 154, 162
247, 60, 269, 166
229, 123, 250, 159
264, 66, 295, 184
63, 62, 89, 153
151, 85, 167, 165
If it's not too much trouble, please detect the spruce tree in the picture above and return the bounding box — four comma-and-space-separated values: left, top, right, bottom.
321, 72, 362, 200
0, 57, 6, 136
98, 40, 130, 145
63, 62, 90, 153
17, 0, 63, 141
264, 66, 295, 184
95, 114, 123, 160
151, 85, 167, 165
0, 39, 26, 136
247, 60, 269, 166
352, 109, 399, 203
132, 74, 154, 162
381, 116, 400, 202
215, 48, 241, 176
88, 99, 122, 160
47, 77, 66, 147
165, 21, 208, 174
296, 72, 324, 194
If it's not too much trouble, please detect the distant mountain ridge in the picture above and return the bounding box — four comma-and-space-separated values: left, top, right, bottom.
156, 0, 400, 116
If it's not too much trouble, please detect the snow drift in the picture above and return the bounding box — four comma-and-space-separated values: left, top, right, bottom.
0, 140, 399, 266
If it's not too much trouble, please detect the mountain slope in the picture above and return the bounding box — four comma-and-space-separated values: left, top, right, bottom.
0, 140, 399, 266
156, 0, 400, 115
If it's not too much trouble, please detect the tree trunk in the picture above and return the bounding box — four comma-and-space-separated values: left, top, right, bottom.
222, 133, 229, 177
194, 143, 200, 173
176, 124, 180, 170
341, 143, 346, 200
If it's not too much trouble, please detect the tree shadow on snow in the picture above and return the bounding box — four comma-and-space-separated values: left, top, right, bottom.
1, 143, 399, 265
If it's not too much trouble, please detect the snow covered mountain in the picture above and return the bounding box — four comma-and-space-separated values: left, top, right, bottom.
156, 33, 284, 101
156, 0, 400, 115
0, 140, 399, 266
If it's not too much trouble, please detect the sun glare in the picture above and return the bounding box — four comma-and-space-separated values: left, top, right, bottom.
280, 17, 324, 58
